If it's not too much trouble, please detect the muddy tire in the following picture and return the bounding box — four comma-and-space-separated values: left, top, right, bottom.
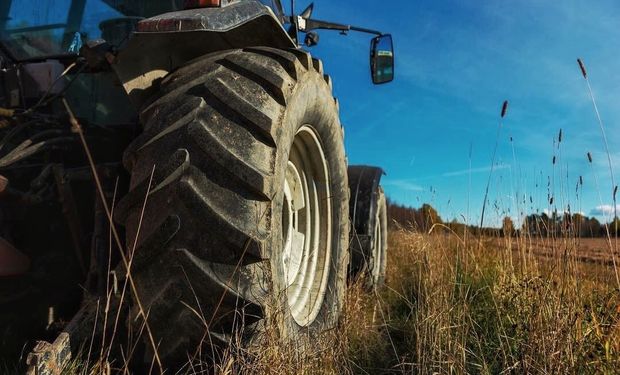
348, 166, 387, 288
115, 48, 349, 366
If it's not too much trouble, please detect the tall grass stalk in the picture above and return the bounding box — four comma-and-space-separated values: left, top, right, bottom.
62, 99, 164, 371
577, 59, 617, 221
577, 59, 620, 290
480, 100, 509, 234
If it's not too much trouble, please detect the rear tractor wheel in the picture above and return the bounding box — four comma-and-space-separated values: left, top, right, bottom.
115, 47, 349, 366
348, 166, 388, 289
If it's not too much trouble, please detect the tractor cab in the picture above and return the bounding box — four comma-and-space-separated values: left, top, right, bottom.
0, 0, 170, 61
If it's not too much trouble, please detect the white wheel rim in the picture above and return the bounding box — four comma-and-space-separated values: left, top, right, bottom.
371, 207, 383, 283
282, 126, 332, 326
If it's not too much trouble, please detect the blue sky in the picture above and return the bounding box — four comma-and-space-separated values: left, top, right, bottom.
303, 0, 620, 227
7, 0, 620, 227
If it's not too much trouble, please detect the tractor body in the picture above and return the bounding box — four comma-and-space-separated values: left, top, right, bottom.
0, 1, 392, 372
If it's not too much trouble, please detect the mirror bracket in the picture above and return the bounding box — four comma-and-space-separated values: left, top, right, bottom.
287, 7, 394, 85
297, 16, 383, 37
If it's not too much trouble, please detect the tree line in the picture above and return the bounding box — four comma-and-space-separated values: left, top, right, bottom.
387, 198, 619, 237
520, 212, 619, 238
387, 199, 443, 233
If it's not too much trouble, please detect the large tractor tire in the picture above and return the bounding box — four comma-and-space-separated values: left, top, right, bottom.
348, 166, 388, 288
115, 47, 349, 365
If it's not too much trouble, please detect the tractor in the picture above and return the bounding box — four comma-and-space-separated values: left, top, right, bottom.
0, 0, 393, 372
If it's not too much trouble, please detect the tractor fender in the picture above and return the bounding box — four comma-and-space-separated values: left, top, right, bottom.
111, 1, 295, 108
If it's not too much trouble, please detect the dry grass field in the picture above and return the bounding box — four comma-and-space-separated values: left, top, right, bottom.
340, 230, 620, 374
5, 230, 618, 374
195, 230, 620, 374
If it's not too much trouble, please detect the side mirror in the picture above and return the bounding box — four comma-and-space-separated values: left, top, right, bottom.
370, 34, 394, 84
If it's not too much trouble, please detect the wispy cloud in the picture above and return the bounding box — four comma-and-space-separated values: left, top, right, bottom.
442, 164, 510, 177
590, 204, 620, 216
383, 179, 424, 192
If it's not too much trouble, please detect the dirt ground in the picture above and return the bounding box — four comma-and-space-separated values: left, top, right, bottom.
501, 237, 618, 264
487, 236, 620, 287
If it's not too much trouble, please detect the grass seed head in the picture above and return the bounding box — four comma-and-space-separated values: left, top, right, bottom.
501, 100, 508, 118
578, 58, 587, 78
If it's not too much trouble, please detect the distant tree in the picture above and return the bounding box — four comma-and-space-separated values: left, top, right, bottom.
587, 217, 602, 237
448, 219, 467, 237
522, 214, 545, 236
550, 210, 561, 235
609, 217, 620, 237
386, 199, 443, 233
570, 213, 582, 235
386, 199, 419, 230
420, 203, 442, 232
502, 216, 515, 237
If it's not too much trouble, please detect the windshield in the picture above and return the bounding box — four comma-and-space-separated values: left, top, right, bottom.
0, 0, 284, 61
0, 0, 185, 60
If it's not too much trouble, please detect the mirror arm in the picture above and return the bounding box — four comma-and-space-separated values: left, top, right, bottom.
298, 17, 383, 36
348, 25, 383, 36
